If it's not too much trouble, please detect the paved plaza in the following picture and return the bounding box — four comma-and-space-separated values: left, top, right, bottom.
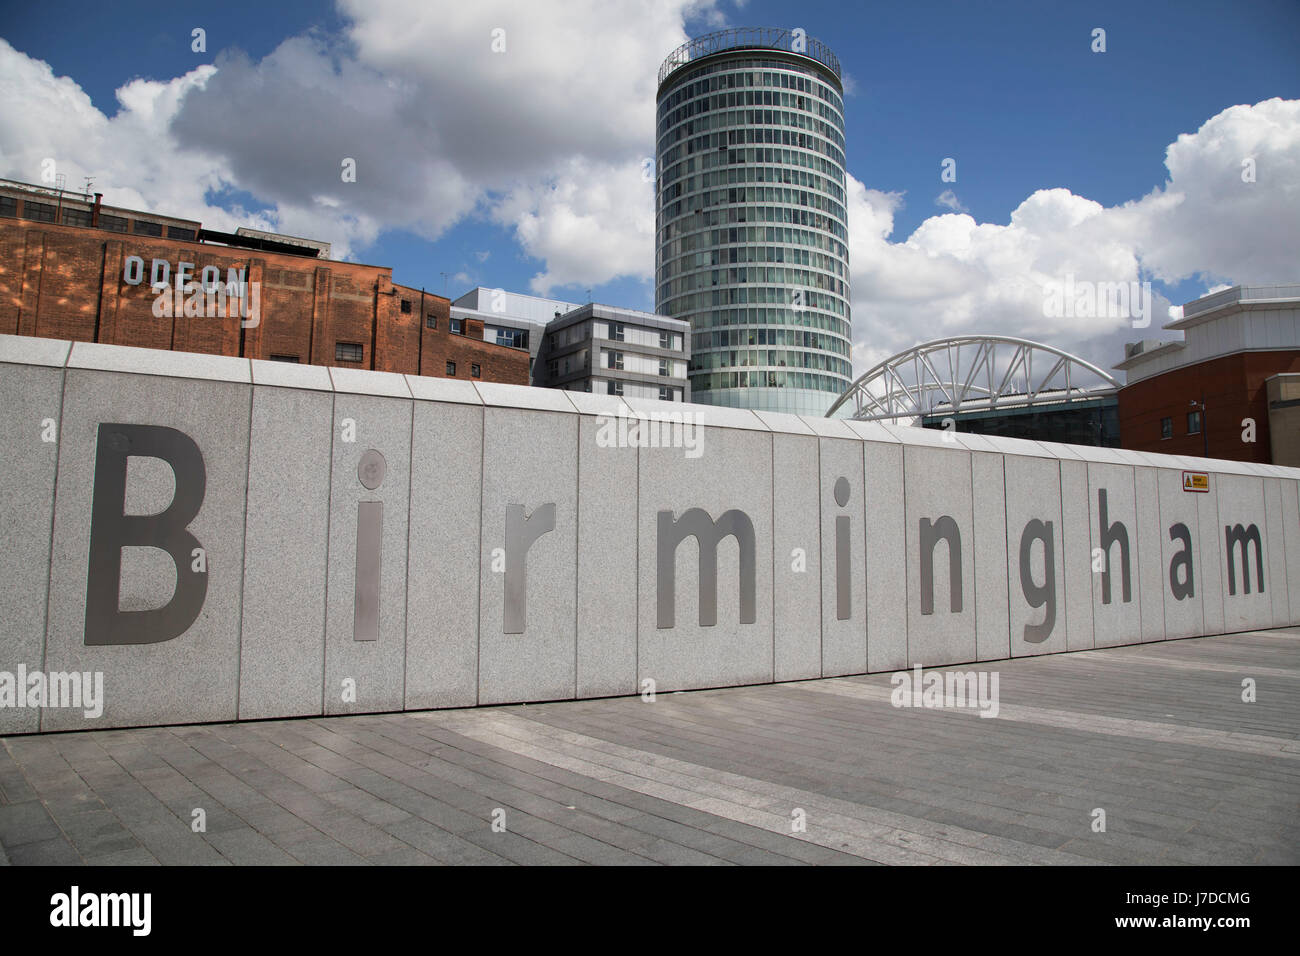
1, 628, 1296, 865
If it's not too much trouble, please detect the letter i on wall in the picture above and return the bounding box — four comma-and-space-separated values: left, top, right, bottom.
354, 450, 386, 641
834, 477, 851, 620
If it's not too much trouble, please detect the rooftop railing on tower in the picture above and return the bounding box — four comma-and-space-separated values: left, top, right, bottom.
658, 27, 841, 88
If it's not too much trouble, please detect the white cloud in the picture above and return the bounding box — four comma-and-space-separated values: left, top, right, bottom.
846, 98, 1300, 375
0, 0, 718, 268
934, 189, 967, 213
492, 156, 656, 295
0, 9, 1296, 383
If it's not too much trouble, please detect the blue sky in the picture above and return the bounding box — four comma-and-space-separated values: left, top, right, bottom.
2, 0, 1298, 370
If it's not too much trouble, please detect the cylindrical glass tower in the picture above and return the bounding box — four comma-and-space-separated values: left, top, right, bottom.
655, 27, 851, 416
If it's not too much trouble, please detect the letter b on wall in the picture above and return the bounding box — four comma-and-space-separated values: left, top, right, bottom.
85, 424, 207, 645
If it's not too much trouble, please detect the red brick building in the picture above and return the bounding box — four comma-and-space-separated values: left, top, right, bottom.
0, 180, 528, 384
1115, 285, 1300, 464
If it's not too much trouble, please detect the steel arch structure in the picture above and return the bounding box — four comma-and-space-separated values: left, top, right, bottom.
826, 335, 1120, 424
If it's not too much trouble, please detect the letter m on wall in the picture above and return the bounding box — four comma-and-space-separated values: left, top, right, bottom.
656, 508, 756, 628
1224, 523, 1265, 596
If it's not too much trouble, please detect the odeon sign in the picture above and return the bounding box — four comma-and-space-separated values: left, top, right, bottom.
86, 421, 1272, 649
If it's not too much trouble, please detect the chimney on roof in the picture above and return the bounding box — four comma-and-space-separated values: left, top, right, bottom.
91, 192, 103, 228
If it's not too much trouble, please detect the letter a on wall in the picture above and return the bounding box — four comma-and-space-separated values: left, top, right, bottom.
84, 424, 208, 645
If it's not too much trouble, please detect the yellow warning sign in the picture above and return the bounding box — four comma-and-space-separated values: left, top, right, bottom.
1182, 471, 1209, 493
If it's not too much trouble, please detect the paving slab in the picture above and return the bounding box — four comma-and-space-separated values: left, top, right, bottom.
0, 627, 1295, 864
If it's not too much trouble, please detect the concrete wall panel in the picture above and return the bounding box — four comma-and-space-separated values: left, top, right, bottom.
0, 360, 65, 733
323, 393, 412, 715
1155, 468, 1205, 641
1282, 479, 1300, 625
637, 426, 773, 692
972, 452, 1010, 662
903, 443, 976, 667
1264, 478, 1291, 627
772, 432, 822, 682
575, 410, 639, 699
406, 398, 484, 710
1005, 455, 1066, 657
1216, 474, 1271, 632
1059, 458, 1094, 652
478, 407, 578, 704
43, 363, 249, 730
1196, 477, 1226, 637
239, 383, 332, 720
1134, 466, 1166, 643
818, 437, 867, 677
864, 440, 907, 672
1088, 463, 1143, 647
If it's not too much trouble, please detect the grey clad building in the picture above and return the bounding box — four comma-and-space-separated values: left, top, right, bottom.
451, 287, 584, 379
533, 303, 691, 401
451, 287, 690, 399
655, 27, 853, 415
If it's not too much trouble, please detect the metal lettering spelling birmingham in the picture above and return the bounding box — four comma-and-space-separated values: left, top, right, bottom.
83, 423, 1268, 647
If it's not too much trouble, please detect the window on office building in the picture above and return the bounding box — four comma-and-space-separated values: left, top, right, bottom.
133, 219, 162, 236
658, 358, 670, 377
1160, 417, 1172, 439
426, 314, 437, 329
446, 361, 456, 376
659, 331, 672, 349
61, 208, 92, 227
0, 196, 16, 218
270, 354, 300, 363
659, 386, 673, 401
607, 380, 623, 396
608, 350, 624, 371
1187, 410, 1202, 435
166, 226, 196, 240
495, 328, 528, 349
98, 214, 128, 233
608, 322, 624, 341
400, 299, 411, 314
23, 200, 56, 222
450, 317, 463, 335
471, 363, 481, 378
335, 342, 364, 363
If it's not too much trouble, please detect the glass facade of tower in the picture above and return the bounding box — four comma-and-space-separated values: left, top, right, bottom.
655, 28, 852, 416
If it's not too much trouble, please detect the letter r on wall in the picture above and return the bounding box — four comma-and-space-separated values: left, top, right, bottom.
504, 503, 556, 634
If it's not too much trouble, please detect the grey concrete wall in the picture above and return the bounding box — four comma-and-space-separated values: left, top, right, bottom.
3, 333, 1299, 732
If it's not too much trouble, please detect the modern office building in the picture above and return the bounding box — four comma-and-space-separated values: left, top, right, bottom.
533, 303, 691, 401
0, 178, 529, 383
1114, 284, 1300, 464
451, 287, 582, 380
451, 287, 691, 399
655, 27, 853, 416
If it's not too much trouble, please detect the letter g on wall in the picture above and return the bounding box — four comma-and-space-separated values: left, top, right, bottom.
84, 424, 208, 645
